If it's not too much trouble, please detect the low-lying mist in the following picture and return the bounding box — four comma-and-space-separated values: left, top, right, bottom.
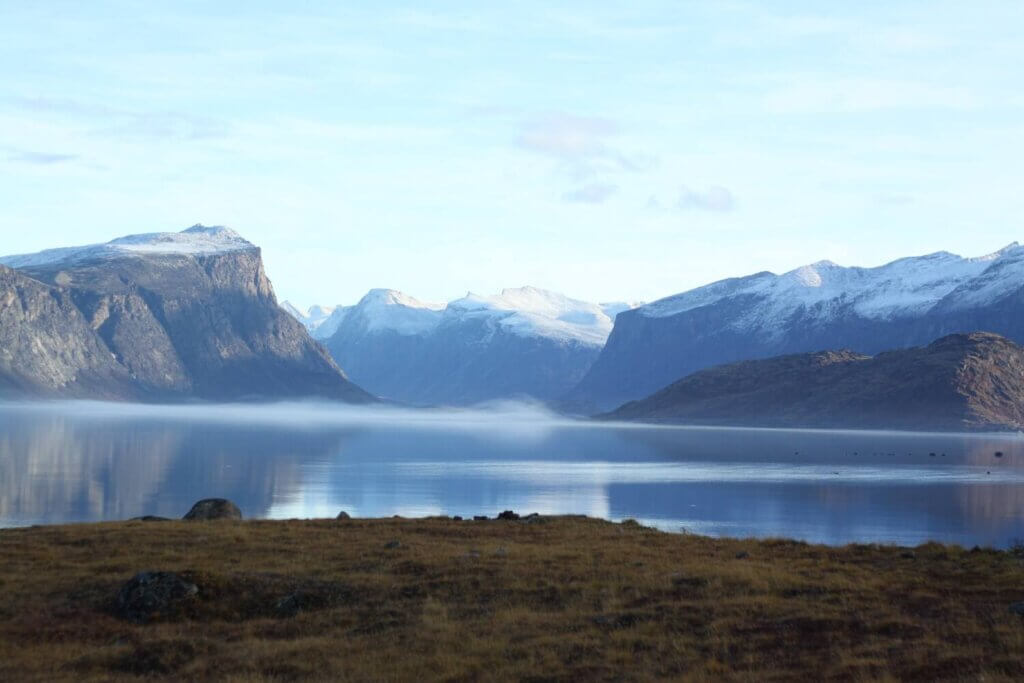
0, 398, 586, 434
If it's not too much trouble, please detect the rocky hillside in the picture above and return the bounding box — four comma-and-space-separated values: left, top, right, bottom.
571, 243, 1024, 411
0, 226, 372, 402
605, 332, 1024, 431
0, 264, 139, 398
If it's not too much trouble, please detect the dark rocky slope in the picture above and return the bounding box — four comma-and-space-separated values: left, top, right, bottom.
605, 332, 1024, 431
0, 226, 372, 402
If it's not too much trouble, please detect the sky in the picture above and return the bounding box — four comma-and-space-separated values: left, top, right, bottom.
1, 1, 1023, 309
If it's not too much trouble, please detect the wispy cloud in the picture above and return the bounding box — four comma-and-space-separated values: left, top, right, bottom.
562, 182, 618, 204
5, 148, 78, 164
94, 112, 229, 141
517, 112, 617, 159
646, 186, 737, 213
677, 186, 736, 212
515, 112, 656, 178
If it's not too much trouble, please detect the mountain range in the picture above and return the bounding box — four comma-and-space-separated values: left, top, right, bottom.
605, 332, 1024, 431
287, 287, 633, 405
0, 226, 371, 402
5, 225, 1024, 426
570, 243, 1024, 411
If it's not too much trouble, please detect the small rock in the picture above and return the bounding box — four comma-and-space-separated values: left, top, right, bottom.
735, 551, 750, 559
497, 510, 520, 521
995, 451, 1005, 458
385, 540, 401, 549
900, 551, 916, 560
116, 571, 198, 623
336, 511, 351, 520
452, 515, 463, 521
494, 547, 508, 557
274, 593, 309, 618
473, 515, 488, 521
1009, 602, 1024, 616
182, 498, 241, 521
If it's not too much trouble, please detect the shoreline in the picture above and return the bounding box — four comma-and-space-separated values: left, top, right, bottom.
2, 513, 1020, 551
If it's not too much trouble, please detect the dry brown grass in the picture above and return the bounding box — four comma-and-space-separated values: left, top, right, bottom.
2, 516, 1024, 681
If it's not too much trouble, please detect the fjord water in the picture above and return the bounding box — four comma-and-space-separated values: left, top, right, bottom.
1, 402, 1022, 548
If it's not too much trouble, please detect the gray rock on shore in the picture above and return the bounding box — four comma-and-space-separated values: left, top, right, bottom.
183, 498, 242, 521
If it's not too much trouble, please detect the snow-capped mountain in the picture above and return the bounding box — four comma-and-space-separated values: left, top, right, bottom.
570, 242, 1024, 411
312, 286, 627, 405
0, 225, 371, 402
1, 224, 255, 268
280, 302, 343, 336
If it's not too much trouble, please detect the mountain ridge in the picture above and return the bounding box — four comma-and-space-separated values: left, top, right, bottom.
604, 331, 1024, 431
295, 285, 631, 405
570, 242, 1024, 411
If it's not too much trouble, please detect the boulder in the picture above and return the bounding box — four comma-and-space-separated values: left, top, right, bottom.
183, 498, 242, 521
116, 571, 198, 623
336, 511, 351, 520
497, 510, 520, 521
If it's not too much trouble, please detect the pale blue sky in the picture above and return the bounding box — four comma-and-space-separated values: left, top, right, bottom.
2, 1, 1022, 307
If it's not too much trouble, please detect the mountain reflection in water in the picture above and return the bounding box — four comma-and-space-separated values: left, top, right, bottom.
1, 401, 1022, 548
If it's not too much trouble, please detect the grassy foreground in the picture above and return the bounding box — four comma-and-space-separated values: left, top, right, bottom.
2, 516, 1024, 681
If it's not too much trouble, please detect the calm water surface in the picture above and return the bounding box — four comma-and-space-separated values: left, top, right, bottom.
1, 401, 1022, 547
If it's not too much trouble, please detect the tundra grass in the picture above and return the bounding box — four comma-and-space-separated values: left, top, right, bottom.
1, 516, 1023, 681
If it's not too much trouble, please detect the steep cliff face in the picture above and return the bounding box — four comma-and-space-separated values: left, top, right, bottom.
605, 332, 1024, 431
0, 265, 137, 398
0, 226, 373, 402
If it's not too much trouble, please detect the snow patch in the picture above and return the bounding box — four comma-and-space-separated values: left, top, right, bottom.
346, 289, 445, 336
321, 286, 620, 345
445, 286, 615, 345
639, 243, 1024, 333
0, 224, 254, 268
